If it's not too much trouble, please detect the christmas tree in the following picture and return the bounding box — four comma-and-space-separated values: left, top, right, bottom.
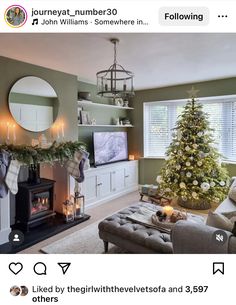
157, 87, 230, 209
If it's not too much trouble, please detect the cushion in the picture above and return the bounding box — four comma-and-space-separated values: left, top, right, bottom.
222, 210, 236, 219
206, 211, 233, 232
215, 197, 236, 214
228, 184, 236, 203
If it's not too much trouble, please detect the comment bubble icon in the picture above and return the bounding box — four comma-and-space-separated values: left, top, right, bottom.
33, 262, 47, 275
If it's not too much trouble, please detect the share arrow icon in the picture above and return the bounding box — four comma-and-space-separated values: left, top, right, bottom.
57, 263, 71, 275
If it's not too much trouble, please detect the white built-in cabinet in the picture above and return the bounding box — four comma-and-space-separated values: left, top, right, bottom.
81, 161, 138, 206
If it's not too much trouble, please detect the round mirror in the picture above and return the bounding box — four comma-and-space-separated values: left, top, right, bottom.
9, 76, 59, 132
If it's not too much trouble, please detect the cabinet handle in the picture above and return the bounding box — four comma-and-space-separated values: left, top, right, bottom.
125, 175, 129, 178
97, 183, 103, 186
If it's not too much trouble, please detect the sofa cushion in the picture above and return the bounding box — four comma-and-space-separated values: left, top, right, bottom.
229, 183, 236, 203
206, 211, 233, 232
215, 197, 236, 214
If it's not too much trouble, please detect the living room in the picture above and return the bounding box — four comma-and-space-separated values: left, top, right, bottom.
0, 33, 236, 254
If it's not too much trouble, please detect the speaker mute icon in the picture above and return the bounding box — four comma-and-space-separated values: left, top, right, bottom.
57, 263, 71, 275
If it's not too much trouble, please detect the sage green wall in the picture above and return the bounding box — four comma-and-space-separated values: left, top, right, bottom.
130, 78, 236, 184
0, 56, 78, 144
78, 80, 130, 163
139, 158, 165, 184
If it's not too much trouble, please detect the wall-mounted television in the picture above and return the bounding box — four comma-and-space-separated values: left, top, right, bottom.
93, 131, 128, 166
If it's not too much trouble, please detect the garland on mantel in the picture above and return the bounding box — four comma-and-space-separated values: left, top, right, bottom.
0, 141, 87, 165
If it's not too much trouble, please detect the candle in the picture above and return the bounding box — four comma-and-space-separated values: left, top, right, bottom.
163, 206, 174, 217
6, 122, 10, 141
61, 122, 65, 139
56, 125, 60, 140
50, 126, 54, 141
129, 155, 135, 161
12, 124, 16, 143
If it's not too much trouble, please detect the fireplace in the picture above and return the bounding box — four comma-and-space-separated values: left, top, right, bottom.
15, 178, 56, 231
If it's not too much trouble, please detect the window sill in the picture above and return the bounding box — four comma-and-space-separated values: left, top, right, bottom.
222, 160, 236, 165
140, 156, 165, 160
141, 157, 236, 165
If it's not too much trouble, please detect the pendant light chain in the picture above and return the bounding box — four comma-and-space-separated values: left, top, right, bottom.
114, 40, 117, 65
96, 38, 134, 98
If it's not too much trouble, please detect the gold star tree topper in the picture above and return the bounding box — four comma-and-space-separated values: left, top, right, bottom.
187, 86, 199, 98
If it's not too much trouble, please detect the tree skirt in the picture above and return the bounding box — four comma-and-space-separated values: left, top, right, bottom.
177, 197, 211, 210
40, 221, 125, 254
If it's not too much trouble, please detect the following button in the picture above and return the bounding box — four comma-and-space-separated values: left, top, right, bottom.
159, 7, 209, 26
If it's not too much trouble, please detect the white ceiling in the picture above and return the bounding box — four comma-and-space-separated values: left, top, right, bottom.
1, 33, 236, 90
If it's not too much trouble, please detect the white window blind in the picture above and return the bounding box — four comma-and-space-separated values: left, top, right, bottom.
144, 96, 236, 162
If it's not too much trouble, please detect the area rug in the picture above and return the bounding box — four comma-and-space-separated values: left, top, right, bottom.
40, 221, 124, 254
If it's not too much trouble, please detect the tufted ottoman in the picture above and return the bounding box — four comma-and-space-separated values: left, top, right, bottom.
98, 202, 173, 254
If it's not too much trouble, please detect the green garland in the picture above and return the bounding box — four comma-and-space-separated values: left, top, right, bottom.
0, 141, 87, 165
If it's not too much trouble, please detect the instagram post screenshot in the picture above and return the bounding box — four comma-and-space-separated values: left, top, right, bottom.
0, 0, 235, 303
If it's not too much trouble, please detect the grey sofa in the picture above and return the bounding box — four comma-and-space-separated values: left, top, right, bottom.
172, 182, 236, 254
99, 179, 236, 254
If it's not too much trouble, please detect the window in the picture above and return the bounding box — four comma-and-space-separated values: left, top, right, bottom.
143, 96, 236, 162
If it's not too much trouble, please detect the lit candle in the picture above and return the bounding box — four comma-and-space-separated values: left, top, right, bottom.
6, 122, 10, 141
50, 126, 54, 141
57, 125, 60, 140
129, 154, 135, 161
12, 124, 16, 143
61, 122, 65, 139
163, 206, 174, 217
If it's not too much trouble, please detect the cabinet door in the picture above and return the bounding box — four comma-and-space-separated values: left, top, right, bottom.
111, 168, 125, 193
124, 163, 138, 188
97, 171, 111, 198
84, 174, 98, 204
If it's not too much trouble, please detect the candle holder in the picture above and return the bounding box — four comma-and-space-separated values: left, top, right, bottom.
71, 192, 85, 219
28, 163, 41, 184
63, 200, 74, 222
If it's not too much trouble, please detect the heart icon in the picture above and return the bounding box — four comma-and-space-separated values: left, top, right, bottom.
9, 262, 23, 275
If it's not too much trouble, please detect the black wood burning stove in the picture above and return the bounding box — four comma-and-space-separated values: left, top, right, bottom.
15, 178, 56, 231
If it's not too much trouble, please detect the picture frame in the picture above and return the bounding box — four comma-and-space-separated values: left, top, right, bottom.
78, 107, 83, 124
81, 110, 91, 125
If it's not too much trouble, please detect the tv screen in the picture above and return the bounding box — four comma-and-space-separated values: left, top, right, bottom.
93, 131, 128, 166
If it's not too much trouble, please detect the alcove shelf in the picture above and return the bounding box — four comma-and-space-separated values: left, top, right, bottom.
77, 100, 134, 110
78, 124, 134, 128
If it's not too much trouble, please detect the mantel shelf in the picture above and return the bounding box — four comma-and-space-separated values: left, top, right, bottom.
78, 124, 134, 128
77, 100, 134, 110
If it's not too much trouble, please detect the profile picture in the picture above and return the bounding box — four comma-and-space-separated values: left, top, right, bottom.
5, 5, 27, 28
20, 286, 29, 296
10, 285, 21, 296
